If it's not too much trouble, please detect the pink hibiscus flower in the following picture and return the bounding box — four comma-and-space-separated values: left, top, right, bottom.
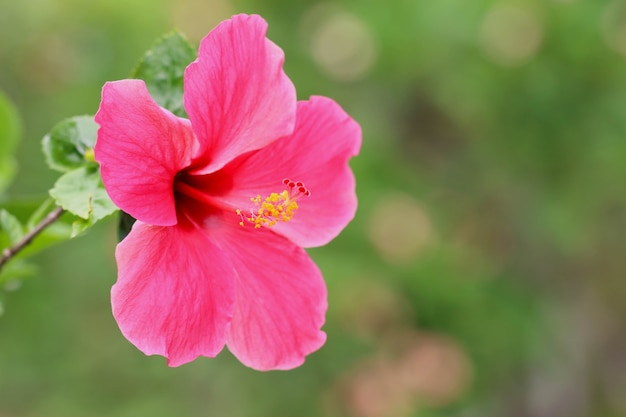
94, 14, 361, 370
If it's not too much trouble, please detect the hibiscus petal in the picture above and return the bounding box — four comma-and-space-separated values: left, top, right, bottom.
112, 221, 235, 367
95, 80, 195, 226
219, 96, 361, 247
184, 14, 296, 174
220, 222, 327, 371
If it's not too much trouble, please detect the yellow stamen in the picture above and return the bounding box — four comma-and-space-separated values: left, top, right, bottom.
237, 179, 311, 228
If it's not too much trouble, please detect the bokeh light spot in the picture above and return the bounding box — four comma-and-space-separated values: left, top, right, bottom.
367, 192, 434, 264
479, 4, 544, 67
308, 10, 377, 82
171, 0, 233, 41
336, 331, 472, 417
396, 332, 473, 407
602, 1, 626, 57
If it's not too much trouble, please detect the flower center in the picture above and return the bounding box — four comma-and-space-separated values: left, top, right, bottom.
236, 179, 311, 228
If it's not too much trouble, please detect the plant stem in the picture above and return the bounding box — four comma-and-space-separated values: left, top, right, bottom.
0, 206, 64, 270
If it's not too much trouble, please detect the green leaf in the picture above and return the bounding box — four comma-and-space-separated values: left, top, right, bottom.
0, 259, 37, 286
0, 159, 17, 196
131, 31, 196, 117
17, 215, 73, 259
49, 166, 117, 232
0, 90, 22, 194
41, 115, 98, 173
69, 216, 103, 238
0, 91, 21, 161
0, 209, 24, 249
25, 198, 57, 230
0, 204, 73, 265
0, 199, 71, 260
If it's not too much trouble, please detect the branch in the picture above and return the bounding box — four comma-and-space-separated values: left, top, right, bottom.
0, 206, 64, 270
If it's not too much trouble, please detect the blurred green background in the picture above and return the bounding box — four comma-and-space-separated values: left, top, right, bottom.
1, 0, 626, 416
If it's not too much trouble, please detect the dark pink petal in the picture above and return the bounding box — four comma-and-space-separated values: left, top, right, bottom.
184, 14, 296, 174
218, 96, 361, 247
112, 221, 235, 367
95, 80, 195, 226
219, 221, 327, 370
